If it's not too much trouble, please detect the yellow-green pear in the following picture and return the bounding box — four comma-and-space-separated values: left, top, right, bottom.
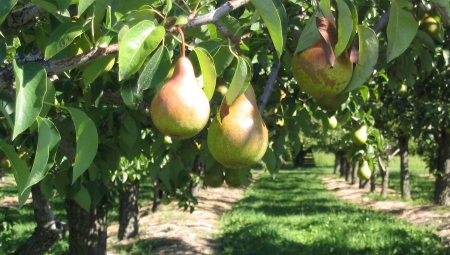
328, 116, 338, 129
207, 85, 268, 168
150, 57, 210, 140
352, 125, 368, 145
357, 160, 371, 180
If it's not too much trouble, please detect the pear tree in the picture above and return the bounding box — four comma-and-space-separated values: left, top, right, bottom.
0, 0, 449, 254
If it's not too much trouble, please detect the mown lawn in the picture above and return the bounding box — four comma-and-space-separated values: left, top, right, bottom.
218, 164, 448, 255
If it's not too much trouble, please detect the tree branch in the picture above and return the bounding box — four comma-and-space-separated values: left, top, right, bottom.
169, 0, 251, 33
7, 3, 45, 30
213, 21, 242, 55
373, 7, 390, 34
258, 64, 280, 114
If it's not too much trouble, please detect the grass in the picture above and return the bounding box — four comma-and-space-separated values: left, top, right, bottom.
218, 164, 448, 255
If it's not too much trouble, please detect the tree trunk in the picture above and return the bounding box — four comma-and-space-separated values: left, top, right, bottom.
14, 184, 67, 255
190, 154, 204, 196
345, 160, 351, 182
398, 133, 411, 200
66, 199, 108, 255
351, 161, 359, 185
378, 148, 390, 197
118, 179, 140, 240
434, 130, 450, 205
370, 162, 377, 192
334, 151, 343, 174
152, 178, 163, 212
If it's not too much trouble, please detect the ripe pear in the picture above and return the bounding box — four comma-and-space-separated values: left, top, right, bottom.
328, 116, 338, 129
204, 163, 225, 188
150, 57, 210, 140
352, 125, 368, 145
315, 92, 349, 111
207, 85, 268, 168
292, 40, 353, 98
357, 160, 372, 180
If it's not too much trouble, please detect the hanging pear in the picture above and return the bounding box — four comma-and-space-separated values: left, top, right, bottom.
150, 28, 210, 140
207, 85, 268, 168
357, 160, 372, 180
352, 125, 368, 145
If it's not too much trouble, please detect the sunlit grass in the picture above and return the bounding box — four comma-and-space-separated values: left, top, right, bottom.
218, 166, 447, 255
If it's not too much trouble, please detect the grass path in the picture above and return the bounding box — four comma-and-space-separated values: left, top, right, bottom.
218, 167, 448, 255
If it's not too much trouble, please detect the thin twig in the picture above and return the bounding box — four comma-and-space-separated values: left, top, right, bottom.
213, 21, 242, 55
258, 64, 280, 114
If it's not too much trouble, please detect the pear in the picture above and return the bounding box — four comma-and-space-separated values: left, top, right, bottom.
352, 125, 368, 145
357, 160, 372, 180
292, 40, 353, 98
204, 163, 225, 188
315, 92, 349, 112
224, 169, 242, 187
207, 85, 268, 168
150, 57, 210, 140
328, 116, 338, 129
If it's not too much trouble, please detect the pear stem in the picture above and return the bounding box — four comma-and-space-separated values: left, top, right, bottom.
177, 26, 186, 57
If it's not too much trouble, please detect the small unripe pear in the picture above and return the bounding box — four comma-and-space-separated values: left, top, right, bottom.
357, 160, 372, 180
352, 125, 368, 145
328, 116, 338, 129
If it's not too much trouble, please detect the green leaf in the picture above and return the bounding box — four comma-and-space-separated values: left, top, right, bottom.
335, 0, 358, 56
359, 85, 370, 102
163, 0, 172, 15
0, 0, 17, 25
295, 11, 320, 54
73, 185, 91, 211
121, 79, 142, 110
45, 22, 83, 60
225, 56, 250, 106
431, 0, 450, 26
343, 25, 378, 93
67, 107, 98, 183
78, 0, 95, 17
319, 0, 332, 17
39, 79, 55, 118
83, 54, 116, 86
262, 147, 277, 175
24, 118, 60, 191
212, 46, 234, 75
250, 0, 287, 60
13, 61, 47, 140
137, 45, 171, 93
0, 141, 31, 208
418, 47, 432, 74
386, 0, 418, 62
193, 47, 217, 101
118, 22, 165, 81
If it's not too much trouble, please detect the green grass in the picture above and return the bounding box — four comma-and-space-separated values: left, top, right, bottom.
218, 165, 448, 255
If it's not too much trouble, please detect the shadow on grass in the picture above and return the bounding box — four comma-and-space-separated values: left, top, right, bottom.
218, 168, 448, 255
111, 237, 205, 255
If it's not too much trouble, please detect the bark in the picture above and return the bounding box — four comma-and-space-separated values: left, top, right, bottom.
66, 199, 108, 255
378, 149, 390, 197
359, 179, 369, 189
434, 130, 450, 205
398, 133, 411, 200
14, 184, 67, 255
118, 179, 140, 240
334, 151, 343, 174
351, 161, 360, 185
345, 160, 352, 182
370, 162, 377, 193
152, 178, 163, 212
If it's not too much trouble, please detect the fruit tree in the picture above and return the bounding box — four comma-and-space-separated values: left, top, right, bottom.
0, 0, 449, 254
